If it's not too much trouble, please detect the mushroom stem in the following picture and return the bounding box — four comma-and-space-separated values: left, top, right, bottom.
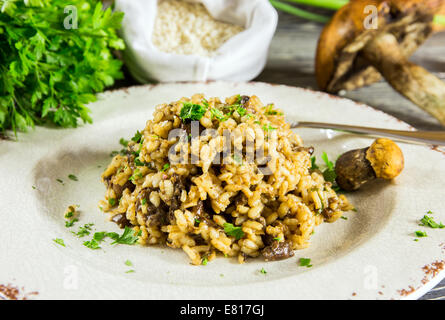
362, 32, 445, 125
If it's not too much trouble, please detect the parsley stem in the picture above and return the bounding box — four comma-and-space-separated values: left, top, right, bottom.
280, 0, 348, 10
270, 0, 331, 23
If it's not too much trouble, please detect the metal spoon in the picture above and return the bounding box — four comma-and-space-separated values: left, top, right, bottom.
289, 121, 445, 146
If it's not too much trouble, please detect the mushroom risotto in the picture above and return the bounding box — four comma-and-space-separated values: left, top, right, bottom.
99, 94, 354, 265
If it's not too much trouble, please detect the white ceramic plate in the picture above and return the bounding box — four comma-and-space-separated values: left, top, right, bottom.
1, 82, 444, 300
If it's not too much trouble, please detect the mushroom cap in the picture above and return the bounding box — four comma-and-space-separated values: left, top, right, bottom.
315, 0, 440, 93
365, 138, 404, 180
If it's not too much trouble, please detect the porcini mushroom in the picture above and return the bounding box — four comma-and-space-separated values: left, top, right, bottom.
335, 138, 404, 191
315, 0, 445, 125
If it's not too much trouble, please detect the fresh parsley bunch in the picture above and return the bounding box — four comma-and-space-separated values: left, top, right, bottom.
0, 0, 125, 135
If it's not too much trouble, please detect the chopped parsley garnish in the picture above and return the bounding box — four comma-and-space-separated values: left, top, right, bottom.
53, 238, 65, 247
264, 104, 283, 115
210, 108, 227, 121
237, 106, 247, 116
415, 231, 428, 238
260, 268, 267, 274
134, 157, 148, 167
125, 260, 133, 267
299, 258, 312, 268
93, 232, 107, 242
68, 174, 78, 182
129, 169, 143, 182
56, 178, 64, 184
65, 219, 78, 228
64, 211, 74, 219
179, 102, 207, 121
310, 156, 319, 170
201, 256, 208, 266
161, 163, 170, 172
194, 218, 201, 226
419, 215, 445, 229
73, 224, 94, 238
131, 130, 143, 143
110, 226, 141, 245
273, 237, 282, 241
108, 198, 117, 206
321, 152, 336, 183
262, 124, 276, 132
141, 198, 147, 205
83, 239, 101, 250
341, 216, 348, 220
119, 138, 129, 147
125, 270, 135, 274
223, 223, 245, 240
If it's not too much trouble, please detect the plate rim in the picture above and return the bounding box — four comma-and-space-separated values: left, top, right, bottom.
1, 81, 444, 300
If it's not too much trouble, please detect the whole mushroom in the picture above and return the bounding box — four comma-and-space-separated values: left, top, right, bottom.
335, 138, 404, 191
315, 0, 445, 125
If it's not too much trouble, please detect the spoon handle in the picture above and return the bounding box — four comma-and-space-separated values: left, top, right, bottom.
292, 121, 445, 146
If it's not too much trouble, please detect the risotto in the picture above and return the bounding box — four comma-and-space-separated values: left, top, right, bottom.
99, 94, 353, 265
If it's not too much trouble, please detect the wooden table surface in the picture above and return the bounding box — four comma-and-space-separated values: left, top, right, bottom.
260, 12, 445, 300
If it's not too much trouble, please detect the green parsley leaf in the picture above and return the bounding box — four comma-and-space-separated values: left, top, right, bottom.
179, 102, 207, 121
53, 238, 65, 247
83, 239, 101, 250
299, 258, 312, 268
264, 104, 282, 115
65, 218, 78, 228
223, 223, 245, 240
131, 131, 143, 143
210, 108, 227, 121
341, 216, 348, 220
93, 232, 107, 242
236, 106, 247, 116
161, 163, 170, 172
108, 198, 117, 206
262, 124, 276, 132
260, 268, 267, 274
415, 230, 428, 238
201, 256, 208, 266
68, 174, 78, 182
129, 169, 143, 182
111, 226, 141, 245
310, 157, 319, 170
125, 260, 133, 267
125, 270, 135, 274
419, 215, 445, 229
73, 223, 93, 238
321, 152, 334, 169
119, 138, 129, 147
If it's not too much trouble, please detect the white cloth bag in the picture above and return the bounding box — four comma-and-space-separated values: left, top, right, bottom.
115, 0, 278, 83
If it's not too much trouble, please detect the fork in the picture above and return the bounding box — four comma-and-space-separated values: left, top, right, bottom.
289, 121, 445, 146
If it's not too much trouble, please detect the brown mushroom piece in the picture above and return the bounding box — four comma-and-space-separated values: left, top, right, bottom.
335, 138, 404, 191
316, 0, 445, 124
